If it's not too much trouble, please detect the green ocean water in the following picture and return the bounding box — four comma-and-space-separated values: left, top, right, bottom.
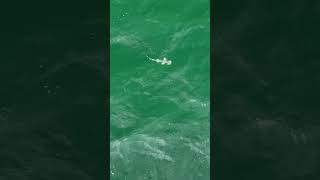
1, 1, 106, 179
110, 0, 210, 179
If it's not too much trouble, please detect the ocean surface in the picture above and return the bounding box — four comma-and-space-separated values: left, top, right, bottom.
110, 0, 210, 179
2, 1, 106, 179
2, 0, 320, 179
213, 1, 320, 179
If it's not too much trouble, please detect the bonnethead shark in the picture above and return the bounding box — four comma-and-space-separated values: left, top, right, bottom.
146, 55, 172, 65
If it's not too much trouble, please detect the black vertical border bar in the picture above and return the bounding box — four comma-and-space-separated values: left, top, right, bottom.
107, 0, 111, 178
210, 0, 214, 178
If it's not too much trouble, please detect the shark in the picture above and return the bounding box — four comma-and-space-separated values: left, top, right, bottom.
146, 55, 172, 65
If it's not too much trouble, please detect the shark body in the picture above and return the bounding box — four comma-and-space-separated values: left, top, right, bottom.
146, 55, 172, 65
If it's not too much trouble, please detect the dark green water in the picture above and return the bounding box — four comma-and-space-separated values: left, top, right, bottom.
1, 1, 107, 179
213, 1, 320, 179
110, 0, 210, 179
